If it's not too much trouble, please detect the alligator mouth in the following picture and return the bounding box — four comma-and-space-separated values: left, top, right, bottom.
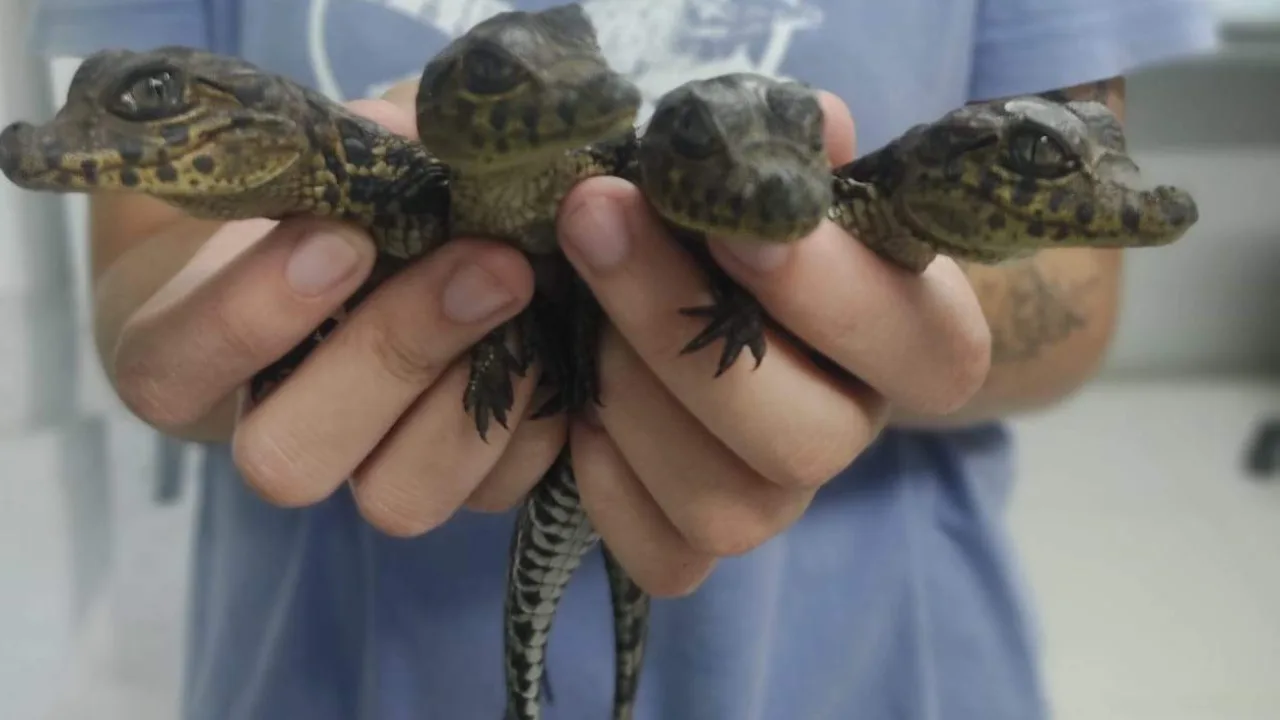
913, 175, 1198, 243
901, 182, 1198, 253
0, 121, 34, 181
1, 119, 290, 192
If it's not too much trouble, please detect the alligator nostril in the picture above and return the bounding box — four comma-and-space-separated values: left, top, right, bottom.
758, 174, 788, 199
0, 122, 26, 177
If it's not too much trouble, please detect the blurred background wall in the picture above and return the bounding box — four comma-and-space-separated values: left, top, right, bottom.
0, 1, 1276, 719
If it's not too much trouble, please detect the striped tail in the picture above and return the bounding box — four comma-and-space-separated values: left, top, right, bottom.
503, 450, 600, 720
603, 546, 650, 720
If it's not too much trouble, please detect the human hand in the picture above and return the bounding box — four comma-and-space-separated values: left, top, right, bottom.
110, 93, 568, 534
555, 91, 993, 596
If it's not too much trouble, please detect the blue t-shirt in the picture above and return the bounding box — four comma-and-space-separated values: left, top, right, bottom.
32, 2, 1216, 719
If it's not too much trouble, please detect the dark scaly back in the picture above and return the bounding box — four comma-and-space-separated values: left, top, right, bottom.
412, 3, 641, 252
415, 3, 639, 170
0, 45, 449, 258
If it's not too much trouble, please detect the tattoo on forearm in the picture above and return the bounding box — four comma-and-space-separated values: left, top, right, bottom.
971, 258, 1100, 365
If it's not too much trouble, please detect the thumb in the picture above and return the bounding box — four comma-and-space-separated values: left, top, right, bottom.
341, 78, 420, 138
379, 77, 420, 111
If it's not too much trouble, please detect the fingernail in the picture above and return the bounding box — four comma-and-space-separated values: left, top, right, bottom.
717, 237, 791, 273
442, 263, 515, 323
287, 231, 363, 296
561, 197, 630, 271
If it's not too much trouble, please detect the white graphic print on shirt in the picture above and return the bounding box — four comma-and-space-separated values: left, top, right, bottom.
307, 0, 824, 120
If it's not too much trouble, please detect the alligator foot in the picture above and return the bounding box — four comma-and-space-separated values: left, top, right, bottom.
464, 319, 529, 441
669, 227, 769, 376
678, 284, 767, 376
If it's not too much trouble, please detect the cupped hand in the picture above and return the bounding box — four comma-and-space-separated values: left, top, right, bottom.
556, 91, 993, 596
110, 93, 567, 535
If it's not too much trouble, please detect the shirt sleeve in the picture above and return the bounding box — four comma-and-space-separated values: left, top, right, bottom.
969, 0, 1220, 101
27, 0, 225, 57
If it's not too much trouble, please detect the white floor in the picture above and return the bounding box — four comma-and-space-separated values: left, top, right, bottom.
1008, 378, 1280, 720
4, 378, 1279, 720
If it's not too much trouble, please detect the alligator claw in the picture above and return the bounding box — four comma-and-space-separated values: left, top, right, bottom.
464, 323, 527, 441
679, 287, 767, 376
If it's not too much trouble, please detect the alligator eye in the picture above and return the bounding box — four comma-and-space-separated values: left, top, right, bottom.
766, 84, 824, 153
109, 67, 187, 121
667, 104, 720, 160
766, 83, 818, 127
1006, 126, 1075, 179
461, 47, 527, 95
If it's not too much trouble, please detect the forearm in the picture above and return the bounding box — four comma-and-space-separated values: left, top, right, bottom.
890, 247, 1121, 428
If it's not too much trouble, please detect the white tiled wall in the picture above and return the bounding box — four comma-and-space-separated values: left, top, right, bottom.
0, 1, 105, 718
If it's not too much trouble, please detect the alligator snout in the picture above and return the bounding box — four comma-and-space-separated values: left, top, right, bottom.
1155, 185, 1199, 229
0, 121, 30, 178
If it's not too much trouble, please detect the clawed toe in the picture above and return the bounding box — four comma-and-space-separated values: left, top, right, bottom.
678, 290, 767, 376
464, 325, 528, 441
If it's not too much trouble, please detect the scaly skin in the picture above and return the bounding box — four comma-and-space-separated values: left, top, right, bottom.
0, 7, 1200, 720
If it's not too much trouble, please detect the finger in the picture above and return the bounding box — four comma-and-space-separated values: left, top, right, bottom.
232, 239, 534, 506
345, 97, 417, 137
464, 410, 567, 513
377, 80, 420, 116
815, 90, 856, 166
113, 218, 377, 432
709, 225, 991, 416
349, 349, 543, 536
559, 178, 886, 489
593, 325, 817, 556
571, 417, 717, 597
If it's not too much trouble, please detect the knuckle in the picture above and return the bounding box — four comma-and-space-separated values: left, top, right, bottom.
351, 459, 461, 537
205, 293, 270, 364
636, 559, 713, 598
369, 317, 447, 385
464, 490, 523, 514
113, 330, 205, 432
769, 425, 861, 490
919, 317, 992, 416
952, 320, 994, 402
682, 501, 789, 558
232, 426, 328, 507
352, 477, 456, 537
